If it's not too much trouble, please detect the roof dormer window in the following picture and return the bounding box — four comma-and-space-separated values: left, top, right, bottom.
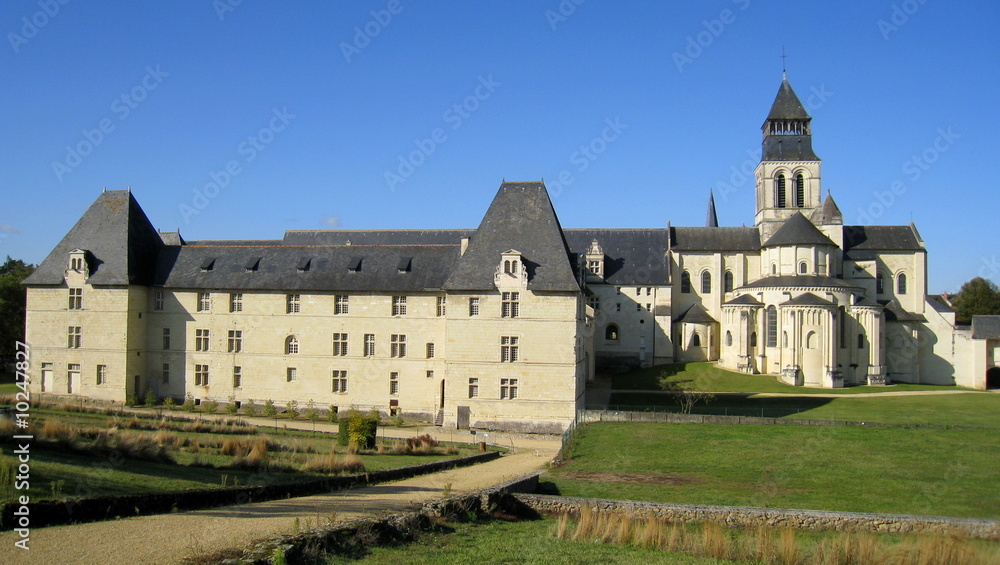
495, 250, 527, 290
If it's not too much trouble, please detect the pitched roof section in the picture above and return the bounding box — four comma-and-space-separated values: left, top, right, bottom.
283, 229, 472, 246
972, 316, 1000, 340
675, 303, 718, 324
24, 190, 163, 286
843, 226, 925, 251
443, 181, 579, 292
763, 212, 835, 248
670, 227, 760, 252
563, 229, 669, 285
739, 275, 861, 291
780, 292, 835, 307
706, 191, 719, 228
766, 77, 811, 120
810, 192, 843, 225
723, 294, 763, 306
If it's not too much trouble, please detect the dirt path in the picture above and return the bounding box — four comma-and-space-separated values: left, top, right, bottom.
0, 424, 559, 565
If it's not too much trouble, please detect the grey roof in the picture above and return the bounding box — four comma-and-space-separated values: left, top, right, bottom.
972, 316, 1000, 340
810, 193, 843, 225
780, 292, 834, 307
763, 212, 836, 248
927, 295, 955, 314
706, 191, 719, 228
670, 227, 760, 252
761, 78, 819, 161
739, 275, 862, 291
24, 190, 163, 286
443, 182, 579, 292
159, 232, 185, 246
564, 229, 669, 285
283, 229, 473, 246
843, 225, 925, 251
881, 300, 926, 322
675, 303, 717, 324
723, 294, 763, 306
766, 77, 811, 120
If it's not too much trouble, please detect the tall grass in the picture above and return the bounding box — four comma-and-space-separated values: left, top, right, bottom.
301, 450, 365, 474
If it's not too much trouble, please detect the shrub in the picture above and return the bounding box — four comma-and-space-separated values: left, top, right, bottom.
203, 399, 219, 414
144, 389, 158, 407
341, 408, 379, 450
326, 405, 338, 423
243, 400, 258, 418
285, 400, 299, 420
163, 396, 176, 410
182, 393, 196, 412
225, 396, 239, 416
263, 399, 278, 422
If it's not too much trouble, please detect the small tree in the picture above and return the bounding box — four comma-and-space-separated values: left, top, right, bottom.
203, 399, 219, 414
285, 399, 300, 420
225, 395, 239, 416
658, 370, 714, 414
953, 277, 1000, 323
182, 392, 196, 412
243, 399, 258, 418
263, 399, 278, 427
163, 396, 176, 411
144, 389, 158, 407
305, 399, 319, 431
326, 404, 338, 423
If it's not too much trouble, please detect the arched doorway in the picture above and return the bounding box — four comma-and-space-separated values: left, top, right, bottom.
987, 367, 1000, 390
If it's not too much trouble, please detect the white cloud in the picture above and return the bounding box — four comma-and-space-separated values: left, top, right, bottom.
319, 216, 341, 227
0, 224, 21, 234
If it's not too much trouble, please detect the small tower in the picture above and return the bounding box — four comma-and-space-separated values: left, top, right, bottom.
754, 76, 823, 240
706, 190, 719, 228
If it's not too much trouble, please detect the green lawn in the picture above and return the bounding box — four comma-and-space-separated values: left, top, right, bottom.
548, 423, 1000, 519
0, 371, 19, 395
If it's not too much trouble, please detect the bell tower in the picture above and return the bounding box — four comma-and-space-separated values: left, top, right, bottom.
754, 75, 823, 240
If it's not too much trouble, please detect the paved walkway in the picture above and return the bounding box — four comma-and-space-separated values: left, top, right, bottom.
0, 416, 560, 565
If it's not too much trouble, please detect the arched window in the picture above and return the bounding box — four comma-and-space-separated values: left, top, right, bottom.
725, 331, 732, 347
775, 174, 787, 208
723, 270, 734, 293
857, 333, 866, 349
691, 333, 701, 347
839, 306, 847, 349
799, 262, 808, 274
605, 324, 619, 341
897, 273, 907, 295
285, 336, 299, 354
512, 261, 518, 274
771, 263, 777, 275
680, 271, 691, 294
504, 260, 511, 273
701, 271, 712, 294
766, 306, 777, 348
876, 273, 885, 294
782, 331, 788, 348
806, 331, 816, 349
794, 173, 805, 207
750, 332, 758, 347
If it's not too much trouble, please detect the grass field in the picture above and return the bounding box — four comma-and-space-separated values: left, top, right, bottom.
547, 422, 1000, 519
0, 370, 18, 395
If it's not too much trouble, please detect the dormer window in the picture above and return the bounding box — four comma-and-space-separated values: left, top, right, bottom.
200, 258, 216, 272
244, 257, 261, 272
585, 239, 604, 278
495, 250, 527, 290
67, 249, 89, 278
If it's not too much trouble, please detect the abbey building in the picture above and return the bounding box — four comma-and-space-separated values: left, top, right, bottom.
23, 77, 991, 433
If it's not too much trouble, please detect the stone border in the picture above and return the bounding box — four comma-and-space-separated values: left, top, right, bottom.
513, 494, 1000, 540
0, 451, 500, 530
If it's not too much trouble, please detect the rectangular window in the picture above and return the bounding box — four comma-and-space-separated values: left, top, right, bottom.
230, 293, 243, 313
286, 294, 300, 314
162, 328, 171, 350
426, 370, 434, 379
426, 342, 435, 358
392, 295, 407, 316
646, 303, 651, 311
68, 288, 83, 310
636, 303, 642, 312
332, 333, 348, 356
636, 288, 641, 296
364, 334, 376, 357
198, 292, 211, 312
195, 364, 209, 386
500, 336, 519, 362
154, 291, 165, 311
389, 372, 399, 395
469, 297, 480, 316
436, 296, 447, 316
468, 377, 479, 398
390, 334, 407, 358
68, 326, 81, 349
500, 378, 519, 399
286, 367, 297, 382
228, 330, 243, 353
616, 303, 621, 312
196, 328, 210, 351
334, 294, 349, 314
616, 287, 621, 295
96, 364, 107, 385
162, 363, 170, 384
233, 366, 242, 388
586, 296, 599, 310
501, 292, 520, 318
646, 287, 652, 296
332, 370, 348, 393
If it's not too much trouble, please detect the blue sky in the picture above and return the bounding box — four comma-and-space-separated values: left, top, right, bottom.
2, 0, 997, 293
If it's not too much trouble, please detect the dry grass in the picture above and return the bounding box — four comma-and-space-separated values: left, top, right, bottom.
301, 450, 365, 474
88, 429, 176, 463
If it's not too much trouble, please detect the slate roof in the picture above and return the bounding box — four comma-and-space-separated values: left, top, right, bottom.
706, 192, 719, 228
780, 292, 834, 307
563, 229, 669, 285
843, 225, 925, 251
761, 77, 819, 162
766, 77, 811, 121
972, 316, 1000, 340
880, 300, 926, 322
24, 190, 163, 286
810, 193, 843, 225
442, 182, 579, 292
927, 295, 955, 314
675, 303, 717, 324
283, 230, 473, 246
739, 275, 862, 291
763, 212, 836, 248
723, 294, 763, 306
670, 227, 760, 252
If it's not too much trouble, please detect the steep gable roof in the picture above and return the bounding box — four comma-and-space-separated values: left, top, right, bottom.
723, 294, 763, 306
443, 181, 579, 292
675, 303, 717, 324
563, 229, 669, 285
766, 76, 811, 121
843, 226, 925, 251
780, 292, 834, 307
763, 212, 835, 248
706, 191, 719, 228
810, 192, 843, 225
24, 190, 163, 286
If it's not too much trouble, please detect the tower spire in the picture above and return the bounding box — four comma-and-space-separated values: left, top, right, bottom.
706, 190, 719, 228
781, 46, 787, 78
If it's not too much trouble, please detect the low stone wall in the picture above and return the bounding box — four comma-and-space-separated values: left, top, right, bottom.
514, 494, 1000, 540
0, 451, 501, 530
582, 409, 940, 428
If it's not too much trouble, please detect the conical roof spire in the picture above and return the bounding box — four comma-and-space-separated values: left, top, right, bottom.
766, 76, 811, 121
706, 190, 719, 228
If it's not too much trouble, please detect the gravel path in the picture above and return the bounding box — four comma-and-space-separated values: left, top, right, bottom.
0, 421, 559, 565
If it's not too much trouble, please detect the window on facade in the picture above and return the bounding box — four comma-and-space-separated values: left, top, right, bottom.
334, 295, 349, 314
426, 343, 435, 358
586, 296, 599, 310
636, 287, 641, 296
615, 303, 621, 312
646, 303, 651, 311
196, 329, 210, 351
897, 273, 907, 295
233, 366, 243, 388
230, 293, 243, 312
286, 294, 300, 313
680, 271, 691, 293
500, 378, 519, 399
286, 367, 297, 382
876, 273, 885, 294
691, 333, 701, 347
587, 260, 601, 275
724, 271, 734, 293
797, 262, 807, 274
775, 174, 787, 208
500, 336, 519, 362
469, 297, 480, 316
197, 292, 211, 312
364, 334, 376, 357
332, 333, 348, 356
154, 291, 164, 311
839, 306, 847, 349
701, 272, 712, 294
795, 173, 805, 207
806, 331, 816, 349
392, 296, 407, 316
771, 263, 777, 275
501, 292, 520, 318
725, 331, 732, 346
162, 363, 170, 384
766, 306, 777, 348
605, 325, 619, 341
332, 370, 348, 393
426, 370, 434, 379
750, 332, 757, 347
782, 331, 788, 347
436, 296, 447, 316
195, 364, 209, 386
389, 372, 399, 395
69, 288, 82, 310
68, 326, 81, 349
390, 334, 406, 357
504, 260, 519, 274
96, 365, 107, 385
468, 378, 479, 398
636, 303, 642, 312
286, 336, 299, 354
162, 328, 171, 350
228, 330, 243, 353
70, 257, 83, 270
858, 333, 866, 349
616, 287, 621, 295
